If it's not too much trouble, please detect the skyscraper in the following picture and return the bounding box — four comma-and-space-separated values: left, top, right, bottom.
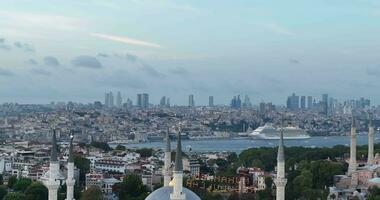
116, 91, 122, 108
104, 92, 115, 108
243, 95, 252, 108
166, 98, 170, 107
230, 95, 242, 109
142, 93, 149, 108
208, 96, 214, 107
307, 96, 313, 109
109, 92, 114, 107
137, 94, 142, 107
286, 93, 299, 111
300, 96, 306, 109
160, 96, 167, 107
189, 94, 195, 107
322, 94, 328, 115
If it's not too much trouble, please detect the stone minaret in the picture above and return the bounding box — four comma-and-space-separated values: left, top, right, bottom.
348, 117, 357, 176
170, 126, 186, 200
275, 129, 287, 200
66, 134, 75, 200
368, 115, 375, 165
47, 130, 60, 200
163, 128, 172, 187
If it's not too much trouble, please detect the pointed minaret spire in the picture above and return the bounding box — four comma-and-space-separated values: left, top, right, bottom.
170, 123, 186, 200
45, 128, 60, 200
275, 121, 287, 200
51, 130, 58, 162
368, 114, 375, 165
68, 134, 74, 163
163, 127, 172, 186
66, 133, 75, 200
348, 116, 357, 176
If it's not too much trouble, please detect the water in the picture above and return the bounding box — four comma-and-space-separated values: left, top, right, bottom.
110, 135, 377, 154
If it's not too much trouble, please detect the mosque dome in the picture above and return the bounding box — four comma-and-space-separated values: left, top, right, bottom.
145, 186, 201, 200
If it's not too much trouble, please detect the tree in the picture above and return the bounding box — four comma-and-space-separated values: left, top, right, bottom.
4, 192, 26, 200
8, 176, 17, 189
135, 148, 153, 158
0, 174, 4, 185
25, 182, 48, 200
13, 178, 32, 192
293, 170, 316, 199
115, 144, 126, 151
0, 185, 8, 200
368, 186, 380, 200
90, 141, 112, 152
114, 174, 148, 200
80, 186, 103, 200
265, 176, 273, 188
74, 155, 91, 185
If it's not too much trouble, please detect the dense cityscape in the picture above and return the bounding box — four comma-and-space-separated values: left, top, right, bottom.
0, 92, 378, 199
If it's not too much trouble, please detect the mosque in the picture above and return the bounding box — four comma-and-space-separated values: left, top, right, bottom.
43, 130, 76, 200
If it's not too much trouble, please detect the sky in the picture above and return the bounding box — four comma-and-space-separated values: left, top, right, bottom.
0, 0, 380, 105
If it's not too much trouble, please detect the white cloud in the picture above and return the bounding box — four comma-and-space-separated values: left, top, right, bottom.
0, 11, 85, 31
91, 33, 162, 48
264, 23, 295, 36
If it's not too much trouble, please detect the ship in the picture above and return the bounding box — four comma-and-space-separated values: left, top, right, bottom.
249, 123, 310, 140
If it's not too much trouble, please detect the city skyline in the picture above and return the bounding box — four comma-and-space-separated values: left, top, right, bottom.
0, 1, 380, 104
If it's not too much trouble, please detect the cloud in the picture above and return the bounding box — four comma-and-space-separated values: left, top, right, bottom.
289, 59, 300, 64
0, 68, 14, 76
366, 65, 380, 77
0, 38, 11, 51
168, 67, 189, 75
140, 63, 164, 77
95, 70, 146, 89
14, 42, 35, 52
126, 53, 138, 62
264, 23, 295, 36
31, 69, 51, 76
71, 55, 102, 69
0, 44, 11, 51
44, 56, 60, 67
97, 53, 109, 58
25, 59, 38, 65
91, 33, 162, 48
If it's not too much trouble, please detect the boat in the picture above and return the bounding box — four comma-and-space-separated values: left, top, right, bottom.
249, 123, 310, 140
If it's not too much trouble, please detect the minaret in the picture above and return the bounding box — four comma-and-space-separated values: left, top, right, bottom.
163, 128, 172, 187
47, 130, 60, 200
368, 115, 375, 165
66, 134, 75, 200
348, 117, 357, 175
170, 125, 186, 200
275, 128, 287, 200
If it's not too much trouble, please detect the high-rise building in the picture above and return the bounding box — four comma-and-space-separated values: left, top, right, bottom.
142, 93, 149, 108
208, 96, 214, 107
137, 94, 142, 107
116, 91, 122, 108
242, 95, 252, 108
166, 98, 170, 107
300, 96, 306, 109
189, 94, 195, 107
322, 94, 328, 115
286, 93, 299, 111
126, 98, 133, 109
307, 96, 313, 109
231, 95, 242, 109
104, 92, 114, 108
160, 96, 167, 107
104, 93, 109, 107
109, 92, 114, 107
